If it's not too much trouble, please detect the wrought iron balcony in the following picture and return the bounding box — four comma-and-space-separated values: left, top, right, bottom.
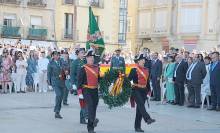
27, 0, 47, 7
89, 0, 104, 8
1, 26, 21, 38
181, 0, 203, 4
0, 0, 21, 5
28, 28, 48, 40
64, 0, 75, 4
63, 29, 78, 40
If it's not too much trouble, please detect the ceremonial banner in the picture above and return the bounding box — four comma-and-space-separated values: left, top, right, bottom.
86, 6, 105, 55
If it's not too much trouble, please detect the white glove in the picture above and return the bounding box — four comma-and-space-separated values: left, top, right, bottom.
66, 75, 70, 79
78, 94, 84, 99
48, 86, 53, 90
72, 84, 77, 90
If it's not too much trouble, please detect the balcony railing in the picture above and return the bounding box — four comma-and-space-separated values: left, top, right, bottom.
63, 29, 77, 40
27, 0, 47, 7
118, 33, 126, 44
28, 28, 48, 40
153, 27, 168, 34
89, 0, 104, 8
64, 0, 74, 4
0, 0, 21, 5
137, 28, 151, 38
181, 0, 203, 4
138, 0, 153, 8
154, 0, 172, 6
1, 26, 21, 38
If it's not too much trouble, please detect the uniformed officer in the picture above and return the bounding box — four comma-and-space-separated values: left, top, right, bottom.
61, 50, 71, 106
77, 49, 99, 133
128, 53, 156, 132
70, 48, 86, 95
70, 48, 88, 124
110, 49, 126, 73
47, 51, 65, 119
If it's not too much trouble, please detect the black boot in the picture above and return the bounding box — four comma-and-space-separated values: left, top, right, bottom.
135, 128, 144, 132
63, 103, 69, 106
88, 130, 96, 133
80, 109, 88, 124
207, 106, 216, 111
93, 118, 99, 127
55, 113, 63, 119
146, 118, 155, 125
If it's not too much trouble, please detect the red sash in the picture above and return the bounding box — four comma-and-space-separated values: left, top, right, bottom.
136, 65, 149, 86
84, 65, 99, 89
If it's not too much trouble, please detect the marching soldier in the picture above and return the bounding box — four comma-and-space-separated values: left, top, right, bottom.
70, 48, 88, 124
47, 51, 65, 119
61, 50, 71, 106
128, 53, 156, 132
77, 49, 99, 133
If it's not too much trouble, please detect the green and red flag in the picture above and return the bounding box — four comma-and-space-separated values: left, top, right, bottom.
86, 6, 105, 55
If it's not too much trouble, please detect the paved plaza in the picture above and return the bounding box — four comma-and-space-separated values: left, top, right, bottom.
0, 92, 220, 133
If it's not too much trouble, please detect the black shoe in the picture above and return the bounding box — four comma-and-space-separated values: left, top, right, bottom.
88, 130, 96, 133
216, 107, 220, 111
146, 118, 156, 125
156, 98, 161, 101
135, 128, 144, 132
193, 105, 200, 108
187, 104, 195, 108
80, 120, 87, 124
150, 98, 156, 101
63, 103, 69, 106
55, 113, 63, 119
173, 102, 179, 105
207, 106, 216, 111
93, 118, 99, 127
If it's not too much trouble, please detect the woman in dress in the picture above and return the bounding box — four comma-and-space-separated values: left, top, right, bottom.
0, 49, 13, 93
163, 56, 176, 103
15, 52, 28, 93
26, 50, 38, 91
201, 56, 211, 108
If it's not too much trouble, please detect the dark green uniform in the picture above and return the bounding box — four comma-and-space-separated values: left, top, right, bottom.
47, 59, 65, 114
70, 58, 86, 86
70, 58, 88, 123
61, 58, 71, 105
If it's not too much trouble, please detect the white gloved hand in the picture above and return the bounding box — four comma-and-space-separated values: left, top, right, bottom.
48, 86, 53, 91
72, 84, 77, 90
78, 94, 84, 99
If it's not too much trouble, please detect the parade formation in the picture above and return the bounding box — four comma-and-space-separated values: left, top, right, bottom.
1, 3, 220, 133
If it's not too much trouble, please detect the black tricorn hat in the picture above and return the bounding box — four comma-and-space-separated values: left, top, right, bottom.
75, 48, 85, 55
115, 48, 121, 52
84, 49, 96, 57
51, 51, 59, 56
134, 53, 145, 62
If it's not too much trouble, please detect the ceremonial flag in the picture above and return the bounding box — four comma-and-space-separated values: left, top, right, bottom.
86, 6, 105, 55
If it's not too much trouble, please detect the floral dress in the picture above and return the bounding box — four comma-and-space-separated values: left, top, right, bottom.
0, 56, 12, 83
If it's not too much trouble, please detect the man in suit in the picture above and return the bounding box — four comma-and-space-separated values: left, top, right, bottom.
173, 54, 188, 106
208, 52, 220, 111
151, 52, 162, 101
186, 54, 206, 108
110, 49, 125, 73
47, 51, 65, 119
142, 48, 152, 74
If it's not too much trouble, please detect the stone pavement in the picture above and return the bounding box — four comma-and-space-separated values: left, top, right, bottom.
0, 92, 220, 133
